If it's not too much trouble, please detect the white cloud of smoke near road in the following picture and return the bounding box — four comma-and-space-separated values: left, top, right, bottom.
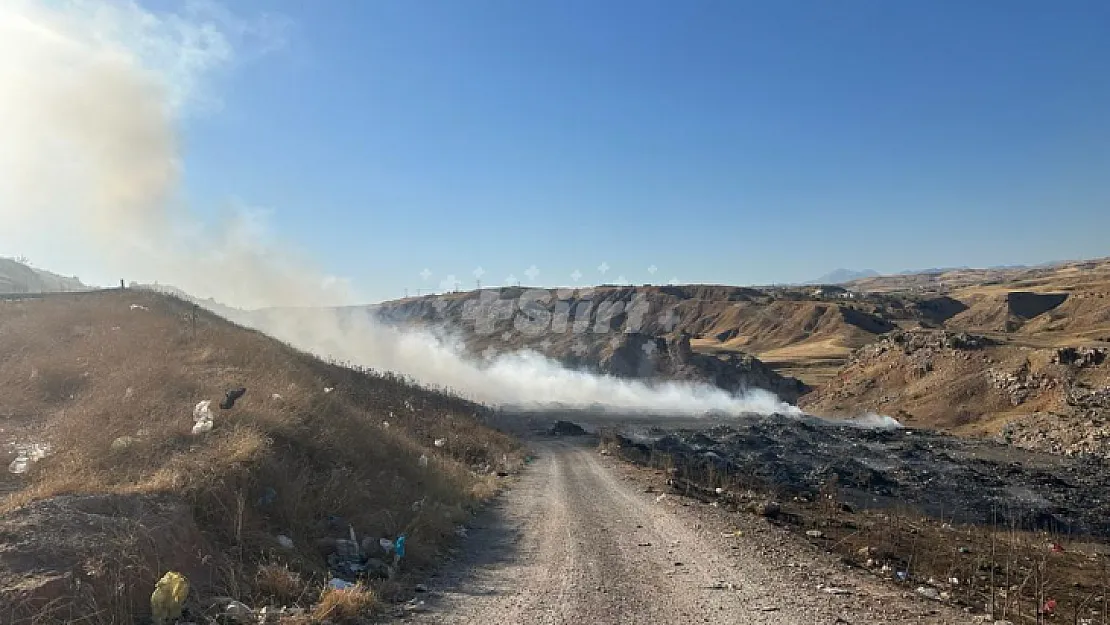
0, 0, 841, 419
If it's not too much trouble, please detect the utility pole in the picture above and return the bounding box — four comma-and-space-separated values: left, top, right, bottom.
476, 279, 481, 290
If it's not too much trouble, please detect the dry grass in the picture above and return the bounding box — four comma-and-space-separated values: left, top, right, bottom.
0, 290, 520, 622
311, 584, 379, 623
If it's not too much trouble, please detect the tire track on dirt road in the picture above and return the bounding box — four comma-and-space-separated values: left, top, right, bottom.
406, 440, 970, 624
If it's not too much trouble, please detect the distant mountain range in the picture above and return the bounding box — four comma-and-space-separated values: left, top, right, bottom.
0, 258, 86, 294
805, 268, 880, 285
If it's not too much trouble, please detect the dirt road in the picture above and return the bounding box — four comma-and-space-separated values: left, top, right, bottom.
408, 440, 970, 624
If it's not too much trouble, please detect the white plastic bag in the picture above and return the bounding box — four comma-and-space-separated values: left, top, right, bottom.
192, 400, 214, 435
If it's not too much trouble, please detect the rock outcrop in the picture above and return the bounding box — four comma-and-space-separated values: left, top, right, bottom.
598, 332, 808, 403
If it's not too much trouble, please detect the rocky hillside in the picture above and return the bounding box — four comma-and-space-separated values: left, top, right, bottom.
370, 285, 913, 402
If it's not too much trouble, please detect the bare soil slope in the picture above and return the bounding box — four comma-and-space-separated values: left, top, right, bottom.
0, 290, 518, 623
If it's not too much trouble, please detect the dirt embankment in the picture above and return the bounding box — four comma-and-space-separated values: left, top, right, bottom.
0, 290, 519, 623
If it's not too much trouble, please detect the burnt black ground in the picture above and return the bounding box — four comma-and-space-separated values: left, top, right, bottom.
607, 414, 1110, 537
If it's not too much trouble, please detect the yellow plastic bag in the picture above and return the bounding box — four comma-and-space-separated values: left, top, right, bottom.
150, 571, 189, 624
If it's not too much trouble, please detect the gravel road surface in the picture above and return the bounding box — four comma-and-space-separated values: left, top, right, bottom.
406, 440, 974, 624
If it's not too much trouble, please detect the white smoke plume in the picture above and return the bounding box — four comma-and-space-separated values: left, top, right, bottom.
0, 0, 820, 419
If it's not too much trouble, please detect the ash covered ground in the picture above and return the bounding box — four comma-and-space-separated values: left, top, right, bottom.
538, 410, 1110, 537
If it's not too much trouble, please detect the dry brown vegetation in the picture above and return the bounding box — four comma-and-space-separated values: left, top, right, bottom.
0, 290, 520, 623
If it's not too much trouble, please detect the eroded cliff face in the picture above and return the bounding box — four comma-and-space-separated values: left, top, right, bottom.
371, 286, 810, 402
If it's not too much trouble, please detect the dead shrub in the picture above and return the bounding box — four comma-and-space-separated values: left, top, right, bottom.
312, 584, 378, 622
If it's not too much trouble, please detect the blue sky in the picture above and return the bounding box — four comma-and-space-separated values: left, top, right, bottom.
176, 0, 1109, 301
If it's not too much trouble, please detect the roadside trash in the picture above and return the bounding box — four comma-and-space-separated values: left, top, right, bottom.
8, 457, 30, 474
434, 438, 447, 447
958, 546, 971, 554
948, 577, 960, 585
8, 442, 52, 474
130, 304, 148, 311
220, 387, 247, 409
111, 436, 137, 450
721, 530, 743, 537
916, 586, 941, 600
1041, 598, 1057, 615
257, 487, 277, 506
637, 542, 652, 547
379, 538, 394, 553
192, 400, 214, 435
714, 487, 725, 495
324, 387, 334, 394
394, 534, 407, 559
1050, 542, 1065, 553
276, 535, 294, 550
415, 584, 428, 593
419, 454, 429, 468
411, 498, 425, 512
805, 530, 825, 538
150, 571, 189, 624
382, 421, 390, 429
328, 578, 354, 590
271, 393, 282, 400
822, 586, 851, 595
654, 494, 667, 503
895, 571, 908, 582
124, 387, 134, 399
221, 599, 255, 623
404, 599, 428, 613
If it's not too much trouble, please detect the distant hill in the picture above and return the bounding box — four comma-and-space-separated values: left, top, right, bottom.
806, 268, 880, 285
0, 257, 86, 294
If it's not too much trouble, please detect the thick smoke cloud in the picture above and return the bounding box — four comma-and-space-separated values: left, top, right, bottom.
0, 1, 842, 419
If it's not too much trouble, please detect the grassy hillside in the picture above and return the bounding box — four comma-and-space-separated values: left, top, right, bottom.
0, 290, 519, 623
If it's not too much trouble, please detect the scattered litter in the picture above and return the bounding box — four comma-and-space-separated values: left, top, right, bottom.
191, 400, 214, 435
821, 586, 852, 596
150, 571, 189, 624
8, 457, 30, 474
382, 421, 390, 429
257, 487, 277, 506
111, 436, 137, 450
805, 530, 825, 538
1050, 542, 1065, 553
895, 571, 908, 582
403, 599, 429, 613
637, 542, 652, 547
394, 534, 407, 559
124, 387, 134, 399
411, 498, 425, 512
654, 494, 667, 503
714, 487, 725, 495
324, 387, 334, 394
721, 530, 744, 537
948, 577, 960, 585
276, 535, 294, 550
759, 606, 780, 612
957, 546, 971, 554
328, 578, 354, 590
415, 583, 428, 593
915, 586, 941, 600
434, 438, 447, 447
379, 538, 394, 553
418, 454, 429, 468
220, 387, 247, 410
8, 442, 52, 474
1041, 598, 1057, 615
130, 304, 148, 311
220, 599, 255, 623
